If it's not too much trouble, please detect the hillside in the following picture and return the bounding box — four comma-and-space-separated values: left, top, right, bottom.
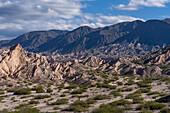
0, 19, 169, 58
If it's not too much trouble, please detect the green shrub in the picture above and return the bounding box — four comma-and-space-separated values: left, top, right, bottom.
71, 88, 87, 94
64, 84, 77, 89
15, 104, 29, 109
86, 98, 97, 104
132, 97, 144, 104
53, 106, 60, 110
109, 91, 123, 97
49, 98, 69, 105
47, 88, 53, 93
28, 100, 40, 105
92, 104, 125, 113
32, 86, 45, 93
117, 82, 123, 86
17, 107, 40, 113
125, 79, 135, 85
147, 91, 161, 96
136, 101, 166, 110
93, 94, 111, 100
136, 88, 150, 93
110, 99, 132, 107
117, 88, 133, 92
34, 95, 50, 99
160, 109, 170, 113
62, 99, 89, 112
14, 88, 31, 95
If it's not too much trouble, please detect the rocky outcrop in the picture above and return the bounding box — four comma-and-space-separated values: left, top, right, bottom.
0, 44, 26, 75
0, 44, 169, 83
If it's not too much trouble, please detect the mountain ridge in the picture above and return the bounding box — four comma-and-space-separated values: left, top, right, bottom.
0, 19, 169, 58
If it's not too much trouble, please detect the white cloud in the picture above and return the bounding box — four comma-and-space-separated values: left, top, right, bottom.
0, 0, 144, 40
115, 0, 170, 10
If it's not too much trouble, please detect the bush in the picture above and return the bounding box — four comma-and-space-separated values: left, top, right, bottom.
71, 88, 87, 94
47, 88, 53, 93
14, 88, 31, 95
96, 83, 117, 89
160, 109, 170, 113
93, 94, 111, 100
92, 104, 125, 113
117, 82, 123, 86
86, 98, 97, 104
64, 84, 77, 89
109, 91, 123, 97
132, 97, 144, 104
125, 79, 135, 85
17, 107, 40, 113
110, 99, 132, 107
136, 101, 166, 110
49, 98, 69, 105
28, 100, 40, 105
34, 95, 50, 99
137, 81, 151, 88
62, 99, 89, 112
118, 88, 133, 92
33, 86, 45, 93
147, 91, 160, 96
136, 88, 150, 93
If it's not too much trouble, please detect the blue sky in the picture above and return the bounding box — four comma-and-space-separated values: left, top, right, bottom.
0, 0, 170, 40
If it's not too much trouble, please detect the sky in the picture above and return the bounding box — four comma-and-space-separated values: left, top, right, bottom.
0, 0, 170, 40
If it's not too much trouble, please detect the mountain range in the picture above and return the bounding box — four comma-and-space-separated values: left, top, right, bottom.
0, 18, 170, 58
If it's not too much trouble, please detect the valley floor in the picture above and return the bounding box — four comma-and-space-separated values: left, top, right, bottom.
0, 76, 169, 113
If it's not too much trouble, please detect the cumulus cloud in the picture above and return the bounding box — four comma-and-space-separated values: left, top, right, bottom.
115, 0, 170, 10
0, 0, 144, 40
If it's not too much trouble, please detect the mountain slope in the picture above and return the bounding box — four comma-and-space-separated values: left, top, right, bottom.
0, 30, 68, 50
0, 19, 169, 57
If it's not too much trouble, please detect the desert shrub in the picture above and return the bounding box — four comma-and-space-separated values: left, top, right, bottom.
136, 88, 150, 93
125, 79, 135, 85
117, 82, 123, 86
53, 106, 60, 110
119, 88, 133, 92
110, 99, 132, 107
49, 98, 69, 105
147, 91, 161, 96
86, 98, 97, 104
62, 99, 89, 112
17, 107, 40, 113
92, 104, 125, 113
0, 91, 5, 95
47, 88, 53, 93
93, 94, 111, 100
160, 109, 170, 113
60, 94, 66, 97
14, 88, 31, 95
7, 89, 17, 92
63, 90, 70, 93
71, 88, 87, 94
32, 86, 45, 93
109, 91, 123, 97
15, 104, 29, 109
136, 101, 166, 110
137, 82, 151, 88
34, 95, 50, 99
64, 84, 77, 89
132, 97, 144, 104
28, 100, 40, 105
